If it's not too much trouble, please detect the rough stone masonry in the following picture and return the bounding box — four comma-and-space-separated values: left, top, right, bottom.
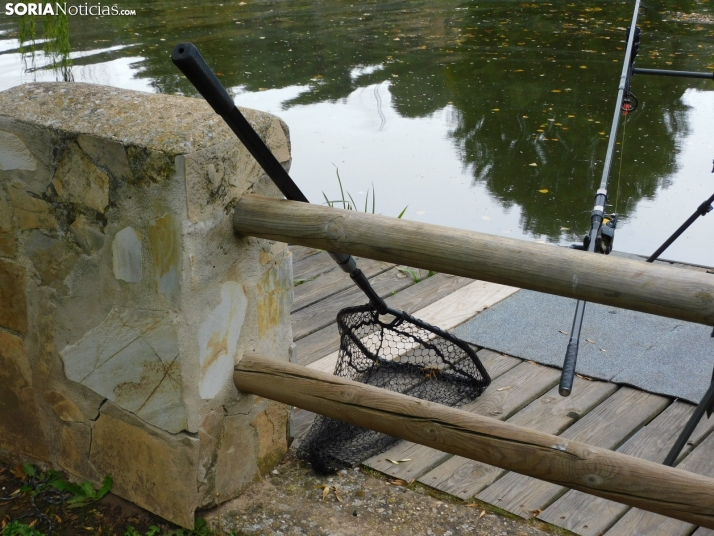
0, 82, 295, 528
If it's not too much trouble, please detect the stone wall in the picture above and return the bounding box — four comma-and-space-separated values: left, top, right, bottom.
0, 82, 294, 528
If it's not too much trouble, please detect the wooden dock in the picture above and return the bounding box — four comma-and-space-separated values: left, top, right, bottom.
288, 246, 714, 536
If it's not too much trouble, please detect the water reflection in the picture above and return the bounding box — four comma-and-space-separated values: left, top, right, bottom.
1, 0, 712, 262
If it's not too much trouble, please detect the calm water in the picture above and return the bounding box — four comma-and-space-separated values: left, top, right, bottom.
2, 1, 713, 264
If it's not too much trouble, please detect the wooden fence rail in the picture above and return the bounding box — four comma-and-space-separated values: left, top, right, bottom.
235, 353, 714, 529
233, 194, 714, 325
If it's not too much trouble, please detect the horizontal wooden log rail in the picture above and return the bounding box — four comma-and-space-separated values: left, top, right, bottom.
234, 194, 714, 325
235, 353, 714, 528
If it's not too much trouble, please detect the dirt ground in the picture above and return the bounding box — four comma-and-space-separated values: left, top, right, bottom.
201, 452, 564, 536
1, 453, 567, 535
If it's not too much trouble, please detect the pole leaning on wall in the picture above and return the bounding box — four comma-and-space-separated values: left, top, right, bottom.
234, 353, 714, 528
233, 194, 714, 326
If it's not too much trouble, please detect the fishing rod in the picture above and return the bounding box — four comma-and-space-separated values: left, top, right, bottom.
559, 0, 644, 397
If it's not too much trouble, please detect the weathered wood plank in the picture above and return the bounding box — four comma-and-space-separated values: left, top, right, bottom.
292, 249, 335, 281
476, 387, 670, 518
604, 427, 714, 536
294, 324, 341, 367
419, 378, 617, 499
292, 267, 415, 340
290, 245, 322, 264
363, 361, 559, 480
235, 195, 714, 325
293, 256, 391, 312
306, 280, 518, 373
234, 354, 714, 529
539, 400, 714, 536
385, 272, 474, 316
693, 528, 714, 536
476, 349, 522, 381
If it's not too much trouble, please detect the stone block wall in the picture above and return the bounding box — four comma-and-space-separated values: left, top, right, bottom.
0, 82, 294, 528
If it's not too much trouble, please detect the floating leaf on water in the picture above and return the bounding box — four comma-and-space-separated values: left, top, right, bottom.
579, 65, 588, 69
513, 69, 525, 72
599, 132, 606, 135
551, 89, 561, 93
529, 163, 538, 166
536, 129, 544, 132
560, 227, 570, 230
568, 114, 575, 118
492, 108, 500, 111
523, 115, 529, 118
538, 189, 549, 193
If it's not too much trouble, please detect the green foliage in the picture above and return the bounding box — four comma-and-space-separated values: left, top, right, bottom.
322, 166, 407, 218
1, 521, 46, 536
49, 475, 113, 507
16, 464, 112, 508
17, 12, 72, 81
395, 266, 436, 283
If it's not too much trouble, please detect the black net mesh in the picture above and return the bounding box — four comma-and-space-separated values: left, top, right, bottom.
297, 304, 491, 473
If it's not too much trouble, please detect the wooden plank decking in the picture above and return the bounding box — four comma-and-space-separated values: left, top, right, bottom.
287, 245, 714, 536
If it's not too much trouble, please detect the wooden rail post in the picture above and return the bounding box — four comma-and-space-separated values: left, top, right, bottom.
235, 353, 714, 529
233, 194, 714, 325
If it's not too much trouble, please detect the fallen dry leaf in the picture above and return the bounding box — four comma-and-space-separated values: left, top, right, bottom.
322, 486, 331, 500
479, 510, 487, 519
334, 487, 343, 502
496, 386, 512, 391
559, 330, 568, 335
11, 465, 24, 479
586, 338, 595, 344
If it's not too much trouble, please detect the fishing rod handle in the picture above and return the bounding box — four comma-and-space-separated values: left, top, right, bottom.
559, 339, 579, 397
171, 42, 308, 203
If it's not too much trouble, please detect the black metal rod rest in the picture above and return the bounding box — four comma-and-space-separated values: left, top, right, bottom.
634, 67, 714, 80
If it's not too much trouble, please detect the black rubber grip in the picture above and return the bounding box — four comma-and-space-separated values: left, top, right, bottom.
171, 43, 235, 116
559, 340, 579, 396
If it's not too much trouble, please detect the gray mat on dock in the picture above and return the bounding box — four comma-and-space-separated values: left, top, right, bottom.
452, 287, 714, 404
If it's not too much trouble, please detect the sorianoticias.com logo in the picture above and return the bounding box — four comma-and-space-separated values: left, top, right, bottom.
5, 3, 136, 15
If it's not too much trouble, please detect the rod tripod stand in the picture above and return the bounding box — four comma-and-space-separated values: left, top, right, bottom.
652, 161, 714, 465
